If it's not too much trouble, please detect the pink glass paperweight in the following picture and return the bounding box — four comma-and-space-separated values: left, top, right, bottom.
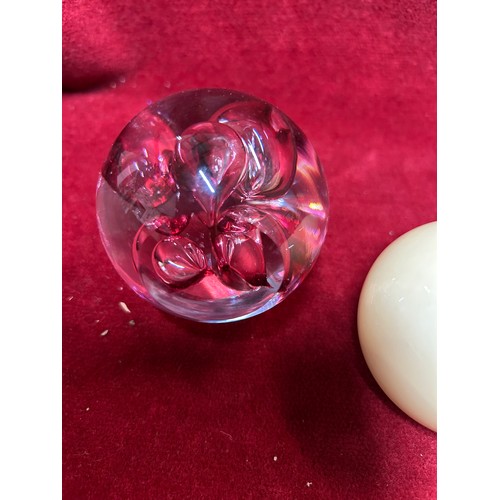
96, 89, 329, 322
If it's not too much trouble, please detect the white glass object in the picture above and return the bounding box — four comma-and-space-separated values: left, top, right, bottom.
357, 222, 437, 431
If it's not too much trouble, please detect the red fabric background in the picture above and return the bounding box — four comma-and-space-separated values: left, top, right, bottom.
63, 0, 437, 497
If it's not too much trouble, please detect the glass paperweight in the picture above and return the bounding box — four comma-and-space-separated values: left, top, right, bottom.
96, 89, 329, 322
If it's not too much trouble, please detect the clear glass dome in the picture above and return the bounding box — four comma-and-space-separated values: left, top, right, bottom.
96, 88, 329, 322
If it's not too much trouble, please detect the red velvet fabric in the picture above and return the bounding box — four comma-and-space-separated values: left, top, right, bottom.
63, 0, 437, 497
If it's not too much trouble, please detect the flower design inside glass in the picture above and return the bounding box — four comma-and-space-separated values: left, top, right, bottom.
96, 89, 329, 322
